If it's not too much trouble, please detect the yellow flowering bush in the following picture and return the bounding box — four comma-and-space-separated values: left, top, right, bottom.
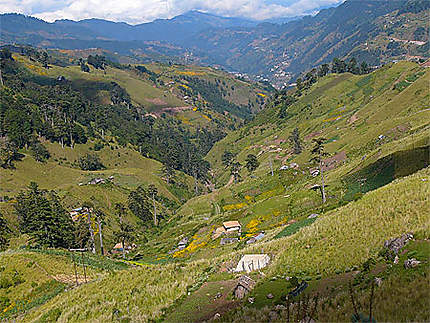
223, 202, 247, 211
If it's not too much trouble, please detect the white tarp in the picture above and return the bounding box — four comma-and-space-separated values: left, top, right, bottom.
235, 254, 270, 273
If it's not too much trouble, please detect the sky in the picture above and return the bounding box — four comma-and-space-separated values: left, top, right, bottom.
0, 0, 344, 24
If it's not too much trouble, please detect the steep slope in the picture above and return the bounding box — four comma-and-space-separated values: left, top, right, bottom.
188, 0, 429, 83
143, 61, 429, 262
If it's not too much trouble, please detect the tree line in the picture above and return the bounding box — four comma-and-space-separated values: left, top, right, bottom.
6, 180, 165, 255
0, 48, 223, 183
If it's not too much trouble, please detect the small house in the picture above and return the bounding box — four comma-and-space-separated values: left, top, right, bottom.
233, 275, 256, 299
89, 178, 105, 185
235, 254, 270, 273
177, 237, 189, 250
111, 242, 135, 254
112, 242, 124, 254
223, 221, 242, 233
246, 232, 265, 245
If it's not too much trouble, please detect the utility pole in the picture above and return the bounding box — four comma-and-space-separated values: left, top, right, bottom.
80, 251, 87, 283
97, 216, 104, 256
70, 250, 79, 286
269, 157, 274, 177
152, 192, 157, 226
319, 159, 326, 204
87, 211, 96, 254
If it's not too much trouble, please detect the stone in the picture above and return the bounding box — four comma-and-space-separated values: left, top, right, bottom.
220, 237, 239, 245
404, 258, 421, 269
300, 317, 316, 323
269, 311, 278, 321
374, 277, 383, 287
267, 293, 274, 299
213, 313, 221, 320
308, 213, 319, 219
384, 233, 413, 254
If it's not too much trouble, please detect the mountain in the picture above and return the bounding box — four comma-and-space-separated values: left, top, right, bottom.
186, 0, 430, 84
1, 0, 428, 85
1, 10, 257, 44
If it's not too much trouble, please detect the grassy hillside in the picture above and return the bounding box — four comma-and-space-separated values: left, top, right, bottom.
4, 168, 428, 322
1, 58, 428, 322
105, 61, 429, 264
0, 139, 195, 251
12, 51, 268, 129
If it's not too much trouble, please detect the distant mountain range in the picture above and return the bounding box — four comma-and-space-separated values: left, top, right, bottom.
1, 0, 429, 84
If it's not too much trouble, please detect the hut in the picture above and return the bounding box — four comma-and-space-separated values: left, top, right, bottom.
233, 275, 256, 299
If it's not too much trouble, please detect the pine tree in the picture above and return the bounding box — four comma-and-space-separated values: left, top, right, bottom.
15, 182, 74, 248
245, 154, 259, 173
309, 138, 330, 204
230, 161, 242, 183
148, 184, 158, 226
290, 128, 302, 154
0, 212, 11, 251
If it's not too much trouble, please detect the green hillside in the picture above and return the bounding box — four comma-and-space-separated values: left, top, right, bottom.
1, 55, 429, 322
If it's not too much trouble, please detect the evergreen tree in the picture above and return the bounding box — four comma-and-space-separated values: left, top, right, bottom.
15, 182, 74, 248
148, 184, 158, 226
128, 185, 152, 223
0, 137, 20, 169
0, 212, 11, 251
245, 154, 259, 173
290, 128, 302, 154
29, 137, 50, 162
162, 164, 176, 184
347, 58, 360, 74
222, 151, 235, 168
230, 161, 242, 183
318, 64, 330, 77
331, 58, 347, 73
114, 202, 133, 259
78, 153, 105, 171
309, 138, 330, 204
80, 63, 90, 73
360, 61, 370, 75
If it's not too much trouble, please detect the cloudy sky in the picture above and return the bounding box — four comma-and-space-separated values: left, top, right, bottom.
0, 0, 344, 24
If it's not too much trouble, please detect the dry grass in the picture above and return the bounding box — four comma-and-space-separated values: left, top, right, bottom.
23, 260, 211, 322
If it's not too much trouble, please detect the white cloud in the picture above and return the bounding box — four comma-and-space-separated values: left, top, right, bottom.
0, 0, 344, 24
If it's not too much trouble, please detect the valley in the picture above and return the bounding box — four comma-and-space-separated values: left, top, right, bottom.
0, 0, 429, 322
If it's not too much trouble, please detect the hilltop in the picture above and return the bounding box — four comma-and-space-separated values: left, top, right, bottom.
1, 0, 429, 85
